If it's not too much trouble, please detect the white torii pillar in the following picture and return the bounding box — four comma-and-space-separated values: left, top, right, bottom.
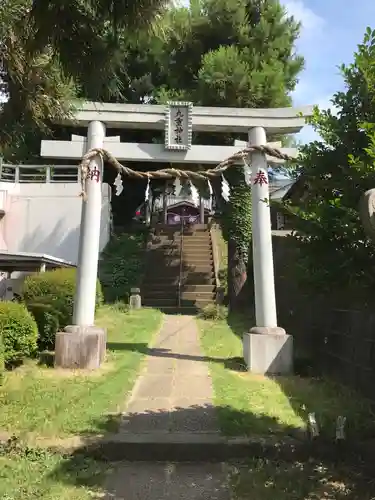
242, 126, 293, 375
73, 120, 106, 325
55, 120, 107, 370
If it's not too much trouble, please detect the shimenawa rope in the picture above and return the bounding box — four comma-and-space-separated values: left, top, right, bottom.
78, 144, 297, 199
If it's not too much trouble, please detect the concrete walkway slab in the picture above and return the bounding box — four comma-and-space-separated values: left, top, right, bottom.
103, 462, 231, 500
120, 315, 220, 435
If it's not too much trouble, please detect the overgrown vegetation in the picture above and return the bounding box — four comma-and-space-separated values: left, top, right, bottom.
199, 304, 228, 320
0, 302, 38, 366
99, 230, 147, 303
288, 28, 375, 298
22, 268, 103, 350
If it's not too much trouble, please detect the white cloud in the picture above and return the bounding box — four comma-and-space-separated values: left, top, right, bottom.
294, 94, 339, 144
314, 95, 338, 116
283, 0, 325, 35
295, 125, 319, 144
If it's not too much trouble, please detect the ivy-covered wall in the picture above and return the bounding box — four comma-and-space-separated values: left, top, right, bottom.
221, 165, 252, 309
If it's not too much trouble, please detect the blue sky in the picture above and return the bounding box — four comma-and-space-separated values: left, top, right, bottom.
178, 0, 375, 143
285, 0, 375, 143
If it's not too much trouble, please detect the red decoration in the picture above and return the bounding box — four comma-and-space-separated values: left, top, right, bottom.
253, 170, 268, 186
87, 166, 101, 183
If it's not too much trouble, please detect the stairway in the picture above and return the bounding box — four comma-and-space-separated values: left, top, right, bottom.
142, 224, 216, 311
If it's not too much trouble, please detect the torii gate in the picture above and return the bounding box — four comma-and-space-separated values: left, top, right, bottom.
42, 101, 313, 374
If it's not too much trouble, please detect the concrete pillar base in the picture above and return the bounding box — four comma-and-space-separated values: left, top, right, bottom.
54, 325, 107, 370
243, 328, 293, 375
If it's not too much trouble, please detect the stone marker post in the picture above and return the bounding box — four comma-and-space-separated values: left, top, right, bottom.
242, 126, 293, 375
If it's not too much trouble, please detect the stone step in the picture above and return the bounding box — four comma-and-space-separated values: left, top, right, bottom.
183, 249, 212, 256
180, 284, 216, 293
144, 280, 215, 288
150, 239, 210, 246
146, 257, 213, 265
147, 252, 180, 258
75, 432, 313, 462
143, 291, 178, 298
146, 264, 213, 273
142, 291, 215, 303
143, 298, 214, 308
184, 265, 214, 272
143, 284, 215, 293
181, 299, 214, 307
144, 275, 215, 285
183, 258, 213, 265
143, 298, 178, 307
148, 243, 181, 250
184, 247, 211, 252
180, 292, 215, 300
146, 306, 201, 314
152, 228, 209, 237
184, 239, 210, 244
183, 236, 210, 241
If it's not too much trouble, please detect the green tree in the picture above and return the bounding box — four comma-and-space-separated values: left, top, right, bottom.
0, 0, 167, 159
287, 27, 375, 299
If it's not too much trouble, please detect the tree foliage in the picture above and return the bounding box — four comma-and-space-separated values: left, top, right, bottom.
0, 0, 167, 158
121, 0, 303, 107
288, 27, 375, 298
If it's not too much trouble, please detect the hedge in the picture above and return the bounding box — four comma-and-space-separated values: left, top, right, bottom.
0, 301, 38, 365
22, 268, 103, 350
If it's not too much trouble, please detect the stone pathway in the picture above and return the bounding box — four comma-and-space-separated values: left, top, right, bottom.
103, 462, 231, 500
120, 315, 219, 434
105, 316, 231, 499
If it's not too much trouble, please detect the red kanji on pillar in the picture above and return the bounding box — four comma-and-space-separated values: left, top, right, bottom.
253, 170, 268, 186
87, 166, 101, 183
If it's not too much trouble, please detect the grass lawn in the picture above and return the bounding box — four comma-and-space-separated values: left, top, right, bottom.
229, 458, 375, 499
0, 448, 111, 500
0, 305, 162, 440
199, 317, 375, 439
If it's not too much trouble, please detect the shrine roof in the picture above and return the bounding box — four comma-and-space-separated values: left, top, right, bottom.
0, 252, 76, 272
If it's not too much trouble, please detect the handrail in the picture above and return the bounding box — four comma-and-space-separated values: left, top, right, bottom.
0, 163, 79, 183
178, 219, 184, 308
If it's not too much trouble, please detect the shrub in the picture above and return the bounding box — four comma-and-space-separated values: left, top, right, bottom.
199, 304, 228, 320
0, 331, 4, 384
22, 268, 103, 350
99, 230, 147, 303
0, 301, 38, 365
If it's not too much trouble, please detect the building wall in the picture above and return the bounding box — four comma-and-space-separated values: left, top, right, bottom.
0, 182, 111, 264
